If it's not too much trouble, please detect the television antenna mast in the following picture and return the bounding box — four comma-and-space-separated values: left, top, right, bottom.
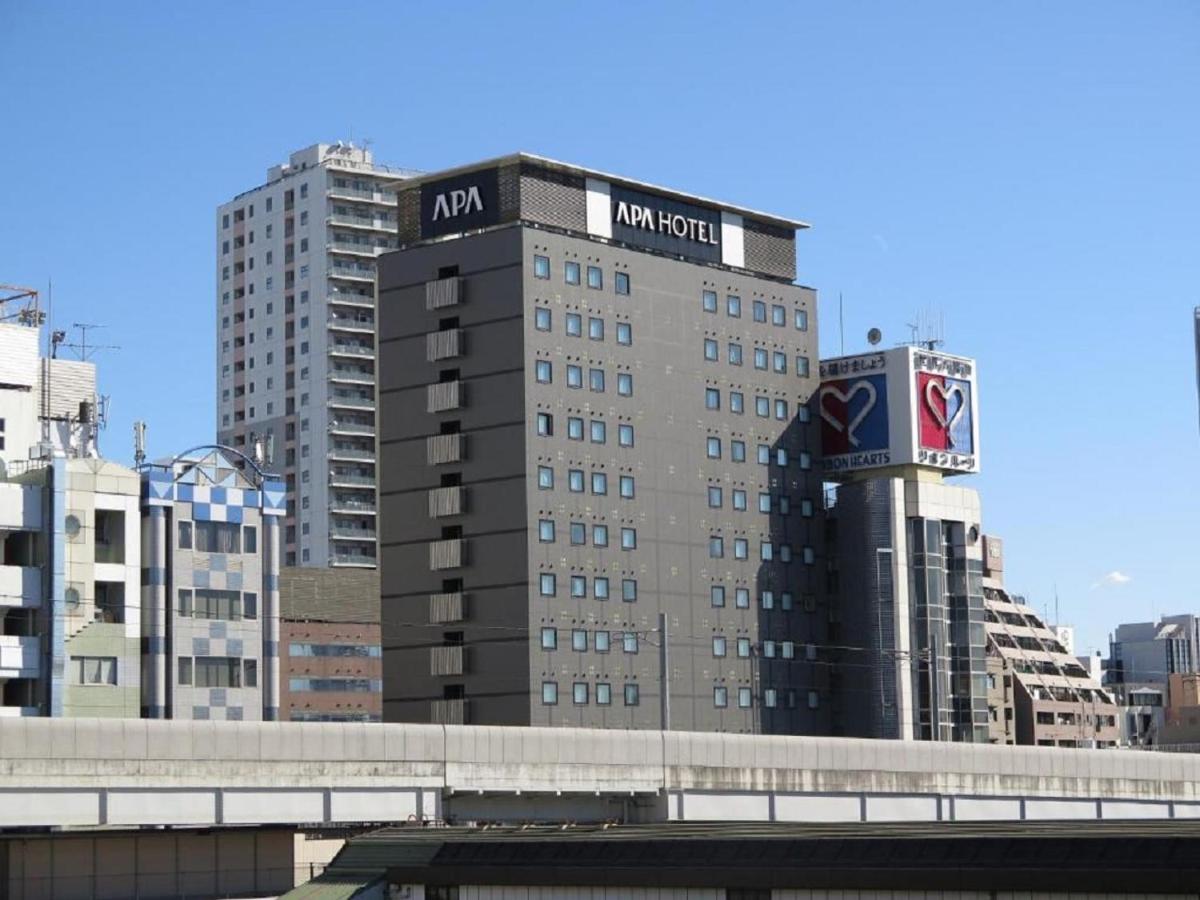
63, 323, 120, 361
905, 308, 945, 351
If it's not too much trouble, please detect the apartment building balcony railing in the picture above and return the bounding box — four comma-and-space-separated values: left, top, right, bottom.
328, 262, 376, 282
329, 472, 375, 487
330, 550, 377, 567
328, 447, 375, 462
329, 342, 375, 358
328, 370, 375, 387
430, 645, 464, 677
331, 498, 377, 514
426, 433, 465, 465
328, 394, 373, 410
330, 526, 377, 541
329, 420, 375, 436
328, 313, 375, 333
327, 213, 394, 231
328, 240, 392, 258
328, 292, 374, 308
327, 184, 398, 204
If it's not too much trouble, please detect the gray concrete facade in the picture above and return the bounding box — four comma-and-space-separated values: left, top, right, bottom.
378, 156, 822, 733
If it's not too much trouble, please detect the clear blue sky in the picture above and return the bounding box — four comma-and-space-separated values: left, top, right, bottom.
2, 2, 1197, 653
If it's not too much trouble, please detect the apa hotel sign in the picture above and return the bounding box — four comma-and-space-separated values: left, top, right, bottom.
421, 168, 500, 239
608, 185, 722, 264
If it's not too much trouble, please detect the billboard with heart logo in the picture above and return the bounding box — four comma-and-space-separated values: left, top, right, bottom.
819, 347, 979, 478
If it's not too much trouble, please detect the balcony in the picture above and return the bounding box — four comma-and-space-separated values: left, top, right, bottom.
328, 313, 375, 333
427, 380, 462, 413
328, 240, 392, 258
430, 698, 467, 725
329, 393, 374, 411
429, 538, 464, 570
428, 486, 464, 518
426, 329, 462, 362
328, 184, 397, 204
328, 292, 375, 309
328, 262, 376, 282
328, 369, 375, 386
329, 471, 375, 488
430, 591, 465, 624
329, 420, 375, 436
329, 342, 375, 359
329, 446, 375, 462
330, 550, 377, 568
426, 433, 465, 465
430, 645, 464, 677
330, 525, 377, 542
327, 213, 394, 232
0, 566, 41, 608
0, 635, 40, 679
0, 483, 42, 531
331, 498, 377, 515
425, 277, 463, 311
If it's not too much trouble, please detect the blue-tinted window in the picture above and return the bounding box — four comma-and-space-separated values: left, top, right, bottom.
711, 585, 725, 607
535, 360, 552, 384
590, 420, 606, 443
567, 364, 583, 389
565, 261, 581, 285
538, 519, 555, 542
534, 256, 550, 279
568, 417, 584, 440
617, 322, 632, 345
753, 299, 767, 322
622, 579, 637, 602
542, 681, 558, 704
618, 424, 634, 447
702, 290, 718, 313
589, 317, 604, 340
538, 465, 554, 489
566, 313, 582, 337
615, 272, 630, 295
727, 295, 741, 317
568, 468, 584, 492
535, 307, 551, 331
587, 266, 602, 289
540, 573, 556, 596
592, 472, 607, 494
617, 373, 633, 396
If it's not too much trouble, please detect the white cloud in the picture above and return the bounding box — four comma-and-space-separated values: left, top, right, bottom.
1091, 570, 1132, 590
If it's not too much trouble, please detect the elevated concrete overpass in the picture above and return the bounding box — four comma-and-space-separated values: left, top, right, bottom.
2, 717, 1199, 830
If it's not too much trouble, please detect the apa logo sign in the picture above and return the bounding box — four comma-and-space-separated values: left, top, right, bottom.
917, 372, 973, 453
819, 374, 889, 464
432, 186, 484, 221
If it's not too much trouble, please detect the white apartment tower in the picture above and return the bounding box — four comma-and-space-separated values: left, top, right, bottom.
216, 143, 418, 568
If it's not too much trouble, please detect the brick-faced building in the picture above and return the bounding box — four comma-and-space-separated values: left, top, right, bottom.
378, 155, 823, 733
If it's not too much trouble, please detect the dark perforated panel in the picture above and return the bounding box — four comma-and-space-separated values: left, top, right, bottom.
743, 219, 796, 281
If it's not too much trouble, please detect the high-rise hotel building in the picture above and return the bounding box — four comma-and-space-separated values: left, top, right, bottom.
216, 143, 418, 569
377, 156, 825, 733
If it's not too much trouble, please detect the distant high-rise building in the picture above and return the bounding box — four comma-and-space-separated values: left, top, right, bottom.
215, 143, 421, 569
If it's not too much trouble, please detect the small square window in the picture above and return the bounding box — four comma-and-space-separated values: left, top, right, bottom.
568, 469, 585, 492
590, 420, 606, 443
571, 577, 587, 599
617, 322, 632, 345
618, 424, 634, 447
566, 313, 582, 337
538, 519, 555, 542
587, 266, 603, 289
619, 476, 635, 499
539, 573, 556, 596
536, 360, 552, 384
535, 307, 552, 331
541, 627, 558, 650
589, 317, 604, 340
622, 579, 637, 602
538, 466, 554, 489
620, 528, 637, 550
702, 290, 718, 313
565, 261, 581, 285
542, 681, 558, 704
593, 524, 609, 547
617, 372, 633, 396
727, 295, 741, 317
534, 255, 550, 279
615, 272, 630, 295
711, 585, 726, 607
594, 577, 610, 599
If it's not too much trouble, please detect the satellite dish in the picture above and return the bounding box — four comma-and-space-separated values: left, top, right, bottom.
867, 327, 883, 346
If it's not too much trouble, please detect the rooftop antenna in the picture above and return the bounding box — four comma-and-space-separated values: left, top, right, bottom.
133, 421, 147, 469
838, 292, 845, 356
66, 323, 120, 361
